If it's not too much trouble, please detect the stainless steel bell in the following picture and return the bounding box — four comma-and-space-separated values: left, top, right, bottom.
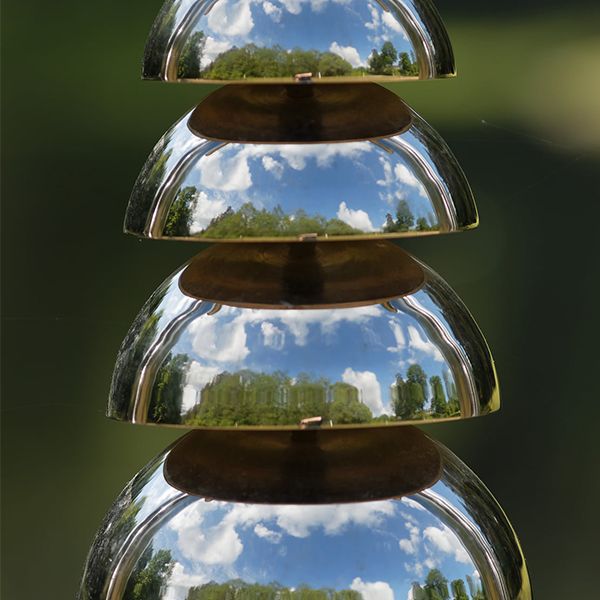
77, 427, 531, 600
108, 242, 498, 428
142, 0, 455, 83
125, 87, 477, 242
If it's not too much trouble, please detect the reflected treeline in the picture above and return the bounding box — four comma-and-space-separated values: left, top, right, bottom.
411, 569, 486, 600
184, 370, 373, 427
204, 45, 355, 80
368, 42, 418, 76
393, 365, 460, 420
149, 356, 459, 425
187, 580, 362, 600
175, 34, 418, 80
199, 202, 361, 238
383, 200, 437, 233
124, 546, 174, 600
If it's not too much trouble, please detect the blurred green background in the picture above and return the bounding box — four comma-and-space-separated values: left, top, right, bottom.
2, 0, 600, 598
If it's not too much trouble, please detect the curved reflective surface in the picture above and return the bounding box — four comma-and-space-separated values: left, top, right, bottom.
77, 429, 531, 599
142, 0, 455, 83
108, 243, 498, 427
125, 93, 477, 242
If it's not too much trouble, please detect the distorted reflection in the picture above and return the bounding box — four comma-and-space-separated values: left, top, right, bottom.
143, 0, 454, 82
79, 433, 530, 600
108, 244, 498, 427
125, 499, 485, 600
124, 101, 477, 241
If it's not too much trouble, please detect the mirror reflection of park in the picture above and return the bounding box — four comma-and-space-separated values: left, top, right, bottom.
175, 34, 419, 81
159, 140, 441, 237
154, 0, 422, 82
149, 354, 461, 426
164, 188, 438, 238
123, 551, 487, 600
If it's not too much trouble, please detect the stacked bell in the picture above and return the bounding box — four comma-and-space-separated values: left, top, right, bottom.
79, 2, 531, 599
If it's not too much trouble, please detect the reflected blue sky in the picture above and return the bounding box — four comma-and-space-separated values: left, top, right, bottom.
167, 300, 455, 417
148, 495, 481, 600
178, 141, 434, 234
193, 0, 412, 69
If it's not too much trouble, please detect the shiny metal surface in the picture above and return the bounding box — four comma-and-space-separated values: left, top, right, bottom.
77, 428, 531, 599
142, 0, 455, 83
108, 242, 498, 427
125, 92, 477, 241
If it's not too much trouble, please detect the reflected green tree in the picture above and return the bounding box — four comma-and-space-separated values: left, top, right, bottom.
466, 575, 485, 599
411, 583, 428, 600
417, 217, 434, 232
411, 571, 484, 600
178, 31, 205, 79
186, 580, 362, 600
424, 569, 450, 600
392, 363, 428, 420
443, 370, 460, 416
450, 579, 469, 600
183, 370, 373, 426
369, 43, 418, 76
318, 53, 354, 77
329, 382, 373, 424
150, 353, 189, 423
203, 45, 352, 79
164, 186, 198, 236
368, 41, 398, 75
384, 200, 415, 232
399, 51, 419, 76
429, 375, 447, 417
200, 203, 360, 238
124, 547, 174, 600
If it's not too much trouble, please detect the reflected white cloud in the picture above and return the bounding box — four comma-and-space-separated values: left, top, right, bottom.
261, 322, 286, 350
401, 498, 426, 512
195, 143, 370, 197
386, 322, 444, 364
399, 522, 420, 556
170, 500, 398, 568
407, 326, 444, 362
377, 158, 427, 199
261, 156, 284, 179
189, 317, 250, 364
424, 524, 471, 565
279, 0, 303, 15
190, 191, 228, 231
342, 367, 385, 416
394, 164, 427, 198
198, 152, 253, 192
387, 321, 406, 352
165, 562, 209, 600
262, 0, 283, 22
186, 362, 220, 389
207, 0, 254, 37
330, 41, 363, 67
202, 36, 235, 68
337, 201, 376, 232
365, 3, 409, 45
254, 523, 283, 543
350, 577, 395, 600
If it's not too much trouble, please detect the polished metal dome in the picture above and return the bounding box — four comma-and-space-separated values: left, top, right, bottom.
108, 242, 498, 428
125, 87, 477, 242
143, 0, 455, 83
78, 427, 531, 600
